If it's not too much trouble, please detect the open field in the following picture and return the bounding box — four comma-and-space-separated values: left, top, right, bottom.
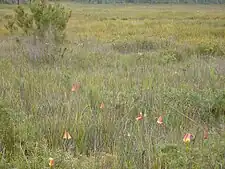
0, 3, 225, 169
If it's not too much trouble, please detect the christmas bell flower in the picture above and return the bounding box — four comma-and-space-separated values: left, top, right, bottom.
63, 130, 72, 140
100, 102, 104, 109
136, 112, 143, 121
71, 83, 80, 92
183, 133, 193, 143
204, 126, 208, 139
157, 116, 163, 124
49, 157, 54, 167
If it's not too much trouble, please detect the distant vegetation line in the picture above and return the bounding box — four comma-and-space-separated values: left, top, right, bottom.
0, 0, 225, 5
71, 0, 225, 4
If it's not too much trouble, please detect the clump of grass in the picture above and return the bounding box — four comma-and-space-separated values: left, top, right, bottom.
112, 38, 159, 53
0, 100, 16, 161
112, 37, 175, 54
196, 42, 225, 57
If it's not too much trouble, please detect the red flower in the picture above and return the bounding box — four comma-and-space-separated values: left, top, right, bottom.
49, 158, 54, 167
157, 116, 163, 124
136, 112, 143, 121
183, 133, 193, 143
71, 83, 80, 92
204, 126, 208, 139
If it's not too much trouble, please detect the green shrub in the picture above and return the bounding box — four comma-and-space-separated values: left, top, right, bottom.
195, 41, 225, 57
5, 1, 71, 44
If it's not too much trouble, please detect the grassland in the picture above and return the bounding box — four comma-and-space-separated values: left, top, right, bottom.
0, 3, 225, 169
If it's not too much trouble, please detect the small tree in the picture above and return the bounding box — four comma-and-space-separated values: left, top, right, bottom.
5, 0, 72, 44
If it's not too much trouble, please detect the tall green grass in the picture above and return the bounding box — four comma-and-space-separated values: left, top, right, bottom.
0, 3, 225, 169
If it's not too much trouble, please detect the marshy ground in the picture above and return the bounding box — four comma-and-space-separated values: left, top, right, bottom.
0, 3, 225, 169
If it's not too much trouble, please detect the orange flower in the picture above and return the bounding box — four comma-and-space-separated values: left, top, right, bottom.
204, 126, 208, 139
49, 157, 54, 167
71, 83, 80, 92
157, 116, 163, 124
183, 133, 193, 143
63, 130, 72, 140
100, 102, 104, 109
136, 112, 143, 121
